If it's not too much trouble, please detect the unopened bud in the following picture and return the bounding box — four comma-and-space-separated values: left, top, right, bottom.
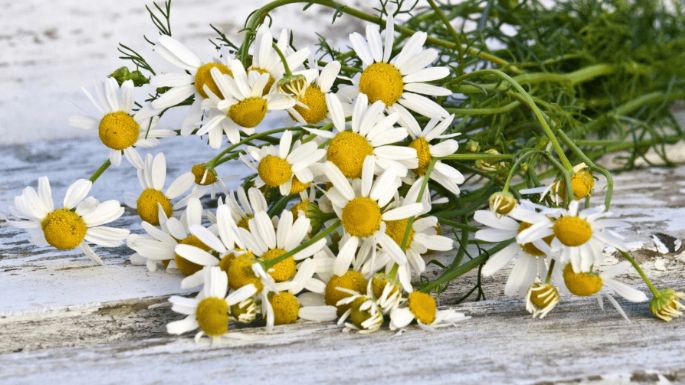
277, 74, 308, 98
488, 191, 517, 215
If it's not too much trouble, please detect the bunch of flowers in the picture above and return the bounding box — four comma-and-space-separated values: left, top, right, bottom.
7, 0, 684, 342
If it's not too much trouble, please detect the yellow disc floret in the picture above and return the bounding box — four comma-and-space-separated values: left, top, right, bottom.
269, 291, 300, 325
570, 170, 594, 200
194, 62, 232, 98
191, 163, 217, 186
237, 215, 252, 230
228, 97, 268, 128
384, 218, 414, 248
553, 216, 592, 247
293, 85, 327, 124
408, 291, 437, 324
517, 222, 552, 257
342, 197, 382, 237
195, 297, 229, 337
41, 209, 87, 250
409, 137, 432, 176
562, 263, 603, 296
175, 235, 209, 276
327, 131, 374, 178
98, 111, 139, 150
528, 282, 560, 310
258, 155, 292, 187
262, 248, 296, 282
227, 253, 263, 291
349, 297, 374, 328
325, 271, 368, 316
136, 188, 173, 225
359, 62, 404, 106
371, 275, 400, 299
289, 176, 310, 195
249, 67, 275, 94
291, 199, 310, 219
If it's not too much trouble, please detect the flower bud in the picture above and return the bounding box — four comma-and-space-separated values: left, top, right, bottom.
488, 191, 517, 216
526, 281, 560, 319
277, 74, 308, 98
650, 288, 685, 322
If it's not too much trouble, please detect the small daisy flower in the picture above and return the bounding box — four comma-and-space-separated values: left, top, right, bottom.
9, 177, 128, 265
249, 25, 310, 94
288, 61, 341, 124
389, 291, 468, 331
517, 200, 628, 273
198, 60, 296, 147
526, 280, 561, 319
241, 130, 325, 195
345, 14, 451, 118
650, 288, 685, 322
308, 93, 417, 178
324, 156, 425, 276
400, 113, 465, 196
166, 266, 257, 343
225, 187, 268, 229
69, 78, 175, 168
542, 163, 596, 205
336, 289, 384, 334
135, 153, 195, 225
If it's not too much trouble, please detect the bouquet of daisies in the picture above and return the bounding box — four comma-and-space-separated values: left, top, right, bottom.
7, 0, 685, 343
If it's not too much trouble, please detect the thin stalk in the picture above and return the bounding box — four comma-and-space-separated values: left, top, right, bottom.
89, 160, 111, 183
619, 250, 659, 296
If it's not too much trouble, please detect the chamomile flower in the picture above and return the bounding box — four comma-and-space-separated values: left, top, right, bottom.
69, 78, 174, 168
336, 289, 384, 333
241, 130, 325, 195
345, 14, 451, 118
324, 156, 425, 276
135, 153, 195, 225
400, 113, 465, 196
198, 60, 296, 147
288, 61, 341, 124
166, 266, 257, 343
307, 93, 417, 178
389, 291, 468, 331
517, 200, 628, 273
526, 280, 561, 319
225, 187, 268, 229
9, 177, 128, 265
249, 25, 310, 93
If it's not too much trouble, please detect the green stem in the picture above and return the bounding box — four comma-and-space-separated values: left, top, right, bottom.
262, 220, 341, 269
545, 259, 555, 283
437, 152, 515, 161
446, 101, 521, 116
271, 43, 292, 76
501, 149, 540, 193
619, 250, 659, 296
88, 160, 111, 183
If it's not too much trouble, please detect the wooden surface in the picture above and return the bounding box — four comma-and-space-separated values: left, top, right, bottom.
1, 137, 685, 385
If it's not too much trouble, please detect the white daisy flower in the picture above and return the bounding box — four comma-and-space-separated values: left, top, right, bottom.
69, 78, 174, 168
308, 93, 417, 178
288, 60, 341, 124
526, 280, 561, 319
241, 130, 325, 195
517, 200, 628, 273
324, 156, 425, 277
249, 25, 310, 93
225, 187, 268, 229
9, 177, 128, 265
134, 153, 195, 225
166, 266, 257, 343
389, 291, 468, 331
335, 288, 384, 334
345, 14, 451, 118
197, 60, 296, 147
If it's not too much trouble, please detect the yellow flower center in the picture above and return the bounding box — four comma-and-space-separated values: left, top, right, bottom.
570, 170, 594, 200
269, 291, 300, 325
409, 137, 432, 176
289, 176, 310, 195
136, 188, 173, 225
349, 297, 374, 328
408, 291, 437, 324
371, 275, 400, 299
41, 209, 87, 250
291, 199, 310, 219
98, 111, 139, 150
384, 218, 414, 248
228, 97, 268, 128
292, 85, 327, 124
528, 282, 560, 309
227, 253, 263, 291
258, 155, 292, 187
327, 131, 374, 178
553, 216, 593, 247
325, 271, 368, 316
517, 222, 552, 257
191, 163, 217, 186
359, 62, 404, 106
218, 252, 236, 273
194, 62, 232, 98
562, 263, 603, 296
342, 197, 382, 238
237, 215, 252, 230
175, 235, 209, 277
249, 67, 275, 94
488, 191, 517, 215
195, 297, 229, 337
261, 248, 296, 282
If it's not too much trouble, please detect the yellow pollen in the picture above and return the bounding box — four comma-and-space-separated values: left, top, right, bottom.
195, 297, 229, 337
371, 275, 400, 299
262, 248, 296, 282
228, 97, 268, 128
342, 197, 382, 238
384, 218, 414, 248
258, 155, 292, 187
570, 170, 594, 200
409, 137, 432, 176
349, 297, 374, 328
237, 215, 252, 230
562, 264, 603, 296
325, 271, 368, 316
289, 176, 310, 195
194, 62, 232, 98
359, 62, 404, 106
136, 188, 172, 225
41, 209, 87, 250
218, 252, 236, 273
517, 222, 552, 257
269, 292, 300, 325
175, 235, 209, 277
291, 199, 310, 220
327, 131, 374, 178
553, 216, 593, 247
227, 253, 263, 291
98, 111, 139, 150
191, 163, 217, 186
293, 85, 327, 124
249, 67, 275, 94
408, 291, 436, 324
